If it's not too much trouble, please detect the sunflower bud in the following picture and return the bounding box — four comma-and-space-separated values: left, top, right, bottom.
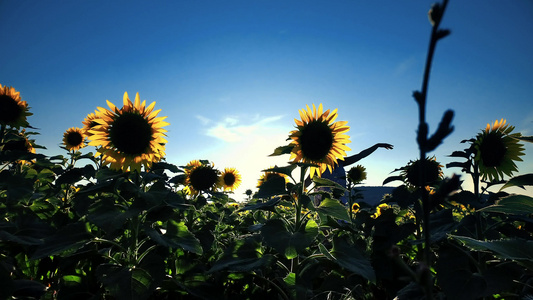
428, 3, 442, 26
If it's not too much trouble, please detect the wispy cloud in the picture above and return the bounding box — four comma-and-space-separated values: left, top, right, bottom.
199, 114, 285, 143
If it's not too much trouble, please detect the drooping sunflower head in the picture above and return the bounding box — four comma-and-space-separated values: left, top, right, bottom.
403, 156, 443, 187
62, 127, 86, 151
257, 166, 289, 188
0, 84, 32, 128
289, 104, 351, 178
184, 160, 220, 195
88, 92, 169, 172
347, 165, 367, 184
82, 112, 99, 137
2, 129, 36, 164
473, 119, 525, 182
219, 167, 242, 192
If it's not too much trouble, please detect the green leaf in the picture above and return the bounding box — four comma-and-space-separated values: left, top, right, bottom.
96, 264, 154, 300
500, 173, 533, 190
450, 235, 533, 270
269, 145, 294, 156
31, 222, 92, 259
261, 164, 297, 177
147, 220, 202, 254
240, 197, 280, 212
316, 198, 350, 221
330, 236, 376, 282
0, 231, 43, 246
260, 218, 318, 259
56, 167, 85, 185
479, 195, 533, 215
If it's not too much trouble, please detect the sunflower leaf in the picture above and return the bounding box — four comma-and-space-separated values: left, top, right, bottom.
382, 175, 403, 186
450, 235, 533, 270
500, 174, 533, 190
331, 236, 376, 282
479, 195, 533, 215
269, 145, 294, 156
260, 218, 318, 259
262, 164, 297, 177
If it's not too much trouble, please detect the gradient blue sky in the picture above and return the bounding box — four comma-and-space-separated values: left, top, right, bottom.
1, 0, 532, 199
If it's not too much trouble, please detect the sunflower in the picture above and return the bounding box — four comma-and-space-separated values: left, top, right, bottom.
257, 166, 289, 188
62, 127, 86, 151
347, 165, 367, 184
219, 167, 242, 192
403, 156, 443, 187
82, 112, 99, 136
184, 160, 220, 195
88, 92, 169, 172
371, 203, 390, 219
474, 119, 525, 182
289, 104, 351, 178
351, 202, 360, 214
2, 130, 36, 164
0, 84, 32, 128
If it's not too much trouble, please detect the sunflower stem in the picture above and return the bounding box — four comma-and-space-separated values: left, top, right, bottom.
415, 1, 449, 298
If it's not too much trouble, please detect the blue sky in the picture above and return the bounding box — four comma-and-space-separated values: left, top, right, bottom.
1, 0, 532, 199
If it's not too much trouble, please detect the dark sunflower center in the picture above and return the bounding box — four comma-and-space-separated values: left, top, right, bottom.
67, 132, 83, 146
189, 167, 218, 191
299, 121, 334, 161
109, 112, 153, 156
223, 173, 236, 186
406, 160, 440, 186
0, 95, 23, 124
3, 138, 28, 152
480, 133, 507, 167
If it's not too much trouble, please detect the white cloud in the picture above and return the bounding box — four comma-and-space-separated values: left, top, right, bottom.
196, 114, 293, 200
201, 114, 285, 143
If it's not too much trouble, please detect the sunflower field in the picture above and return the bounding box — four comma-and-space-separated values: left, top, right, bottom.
2, 1, 533, 300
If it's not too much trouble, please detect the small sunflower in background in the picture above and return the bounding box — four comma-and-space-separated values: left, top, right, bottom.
0, 84, 32, 128
219, 167, 242, 192
351, 202, 360, 214
347, 165, 367, 185
257, 166, 289, 188
403, 156, 443, 187
184, 160, 220, 195
371, 203, 390, 219
88, 92, 169, 172
289, 104, 351, 178
474, 119, 525, 182
62, 127, 86, 151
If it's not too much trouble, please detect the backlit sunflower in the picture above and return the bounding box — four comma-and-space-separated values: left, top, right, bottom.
62, 127, 86, 151
0, 84, 32, 128
474, 119, 525, 181
257, 166, 289, 188
82, 112, 99, 136
2, 130, 36, 164
347, 165, 367, 184
289, 104, 351, 178
219, 167, 242, 192
403, 156, 443, 187
184, 160, 220, 195
88, 92, 169, 172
